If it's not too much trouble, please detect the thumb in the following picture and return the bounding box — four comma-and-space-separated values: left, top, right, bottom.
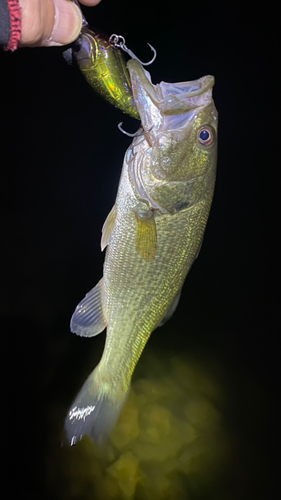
20, 0, 82, 47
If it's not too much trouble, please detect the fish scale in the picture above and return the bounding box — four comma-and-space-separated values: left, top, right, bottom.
101, 189, 213, 394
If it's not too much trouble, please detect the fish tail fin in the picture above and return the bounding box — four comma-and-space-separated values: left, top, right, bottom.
64, 367, 129, 445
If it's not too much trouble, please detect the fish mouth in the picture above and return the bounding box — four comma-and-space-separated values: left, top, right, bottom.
127, 59, 215, 132
127, 59, 161, 106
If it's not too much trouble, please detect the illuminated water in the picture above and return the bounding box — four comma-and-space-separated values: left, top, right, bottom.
45, 329, 268, 500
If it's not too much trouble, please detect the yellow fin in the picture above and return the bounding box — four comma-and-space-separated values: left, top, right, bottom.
101, 205, 117, 251
135, 211, 157, 262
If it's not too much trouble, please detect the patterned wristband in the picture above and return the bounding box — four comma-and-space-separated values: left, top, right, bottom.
5, 0, 21, 51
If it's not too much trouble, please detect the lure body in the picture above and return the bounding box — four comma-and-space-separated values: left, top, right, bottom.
72, 27, 140, 119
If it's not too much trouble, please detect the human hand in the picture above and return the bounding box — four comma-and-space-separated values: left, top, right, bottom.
20, 0, 101, 47
3, 0, 101, 50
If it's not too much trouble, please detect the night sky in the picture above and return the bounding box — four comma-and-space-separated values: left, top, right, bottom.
0, 0, 278, 498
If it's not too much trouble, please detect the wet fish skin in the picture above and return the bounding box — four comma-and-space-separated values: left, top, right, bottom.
65, 60, 218, 444
72, 27, 140, 119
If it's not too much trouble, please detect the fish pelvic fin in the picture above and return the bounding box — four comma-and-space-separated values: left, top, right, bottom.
64, 367, 129, 445
70, 279, 107, 337
135, 210, 157, 262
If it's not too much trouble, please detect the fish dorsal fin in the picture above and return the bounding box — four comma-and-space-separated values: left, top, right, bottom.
135, 210, 157, 262
101, 205, 117, 251
158, 292, 181, 327
70, 279, 107, 337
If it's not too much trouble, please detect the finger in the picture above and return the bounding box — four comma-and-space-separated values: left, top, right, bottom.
79, 0, 102, 5
46, 0, 82, 46
19, 0, 82, 47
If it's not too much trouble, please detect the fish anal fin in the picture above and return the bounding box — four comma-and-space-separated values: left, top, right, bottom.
70, 279, 107, 337
158, 292, 181, 327
101, 205, 117, 251
135, 211, 157, 262
195, 240, 203, 261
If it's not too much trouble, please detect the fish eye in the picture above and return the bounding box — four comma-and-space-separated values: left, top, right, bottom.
198, 126, 214, 146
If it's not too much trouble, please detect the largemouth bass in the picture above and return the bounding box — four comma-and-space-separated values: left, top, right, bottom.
65, 60, 218, 445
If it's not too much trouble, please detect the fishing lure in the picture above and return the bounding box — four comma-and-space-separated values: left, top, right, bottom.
64, 1, 156, 119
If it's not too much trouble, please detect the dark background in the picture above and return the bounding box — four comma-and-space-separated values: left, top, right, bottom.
0, 0, 278, 498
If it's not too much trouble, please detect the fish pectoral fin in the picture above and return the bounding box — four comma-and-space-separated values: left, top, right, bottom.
70, 279, 107, 337
101, 205, 117, 251
135, 211, 157, 262
158, 292, 181, 327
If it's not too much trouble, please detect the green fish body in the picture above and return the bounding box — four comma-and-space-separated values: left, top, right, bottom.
65, 60, 218, 444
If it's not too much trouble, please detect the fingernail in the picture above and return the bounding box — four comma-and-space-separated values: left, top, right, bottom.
47, 0, 82, 46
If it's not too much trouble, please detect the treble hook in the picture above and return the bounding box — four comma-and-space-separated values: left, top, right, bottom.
109, 34, 157, 66
118, 122, 141, 137
118, 122, 153, 137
